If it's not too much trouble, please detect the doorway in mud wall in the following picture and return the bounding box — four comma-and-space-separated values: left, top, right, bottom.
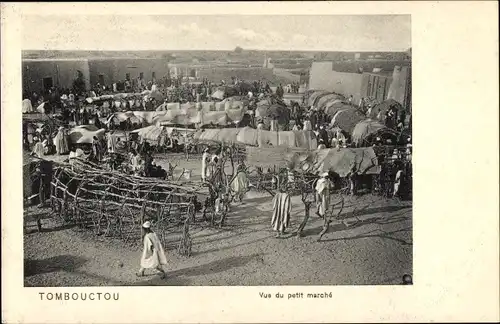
42, 77, 53, 92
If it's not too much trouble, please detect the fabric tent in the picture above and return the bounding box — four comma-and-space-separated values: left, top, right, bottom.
257, 130, 317, 149
225, 108, 246, 123
292, 130, 318, 150
256, 103, 290, 126
245, 146, 379, 177
307, 91, 330, 107
312, 147, 380, 176
130, 125, 165, 142
196, 128, 240, 144
68, 125, 106, 144
215, 128, 241, 143
351, 120, 387, 144
324, 100, 346, 116
236, 127, 259, 146
106, 111, 144, 125
211, 86, 239, 100
312, 92, 336, 107
201, 111, 228, 126
195, 129, 219, 142
369, 99, 404, 120
315, 94, 343, 111
330, 108, 365, 134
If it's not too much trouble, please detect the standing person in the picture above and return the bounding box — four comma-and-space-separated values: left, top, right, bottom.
31, 137, 45, 158
93, 114, 102, 129
359, 97, 365, 111
230, 162, 249, 203
303, 118, 312, 131
318, 125, 329, 147
348, 95, 353, 105
92, 136, 103, 162
315, 172, 331, 218
393, 165, 403, 198
107, 131, 118, 154
366, 104, 373, 117
201, 148, 210, 182
54, 126, 70, 155
136, 221, 168, 278
271, 185, 292, 238
210, 149, 222, 184
347, 163, 358, 196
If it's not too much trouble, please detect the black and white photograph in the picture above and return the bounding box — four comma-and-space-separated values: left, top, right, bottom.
21, 14, 413, 287
2, 2, 499, 323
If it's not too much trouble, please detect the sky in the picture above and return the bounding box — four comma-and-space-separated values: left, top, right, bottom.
22, 15, 411, 52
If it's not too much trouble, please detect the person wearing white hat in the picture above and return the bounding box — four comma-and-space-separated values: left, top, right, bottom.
137, 221, 168, 278
315, 172, 331, 218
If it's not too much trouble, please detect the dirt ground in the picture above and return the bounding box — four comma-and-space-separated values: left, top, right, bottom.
24, 153, 412, 286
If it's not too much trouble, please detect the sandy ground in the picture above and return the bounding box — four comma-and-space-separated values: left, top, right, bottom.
24, 156, 412, 286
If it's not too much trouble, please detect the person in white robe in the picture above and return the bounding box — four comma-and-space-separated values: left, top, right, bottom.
22, 99, 33, 114
393, 168, 403, 198
230, 163, 249, 203
137, 221, 168, 278
201, 148, 210, 182
292, 124, 299, 131
31, 137, 45, 158
107, 132, 117, 153
317, 140, 326, 150
268, 118, 278, 132
315, 172, 331, 218
271, 189, 291, 238
54, 126, 70, 155
303, 119, 312, 131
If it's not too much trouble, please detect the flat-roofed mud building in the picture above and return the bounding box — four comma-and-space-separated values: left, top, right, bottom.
22, 58, 170, 94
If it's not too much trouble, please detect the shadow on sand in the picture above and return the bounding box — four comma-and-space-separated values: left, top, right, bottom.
130, 253, 264, 286
24, 255, 88, 277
